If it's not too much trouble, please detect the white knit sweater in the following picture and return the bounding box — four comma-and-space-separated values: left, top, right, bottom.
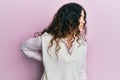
21, 32, 88, 80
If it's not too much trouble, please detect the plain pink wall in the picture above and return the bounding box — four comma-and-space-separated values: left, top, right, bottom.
0, 0, 120, 80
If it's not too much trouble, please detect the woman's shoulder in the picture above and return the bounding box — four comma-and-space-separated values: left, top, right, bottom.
42, 32, 52, 36
40, 32, 53, 39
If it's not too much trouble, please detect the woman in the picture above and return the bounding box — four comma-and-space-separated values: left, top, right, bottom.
21, 2, 88, 80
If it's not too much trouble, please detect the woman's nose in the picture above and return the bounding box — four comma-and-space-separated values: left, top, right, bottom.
82, 20, 85, 23
81, 20, 85, 24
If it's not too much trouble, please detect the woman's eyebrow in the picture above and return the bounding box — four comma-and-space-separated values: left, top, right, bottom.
81, 15, 84, 17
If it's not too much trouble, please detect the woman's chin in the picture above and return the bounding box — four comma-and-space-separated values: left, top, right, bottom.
79, 28, 83, 32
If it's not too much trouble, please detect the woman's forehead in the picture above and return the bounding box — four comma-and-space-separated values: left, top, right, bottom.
81, 10, 84, 17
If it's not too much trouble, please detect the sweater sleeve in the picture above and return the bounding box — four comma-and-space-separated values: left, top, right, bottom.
21, 36, 42, 62
80, 55, 87, 80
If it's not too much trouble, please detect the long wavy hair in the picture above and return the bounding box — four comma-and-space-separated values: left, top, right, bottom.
34, 3, 87, 58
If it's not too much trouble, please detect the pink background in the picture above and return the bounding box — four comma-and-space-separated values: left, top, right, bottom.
0, 0, 120, 80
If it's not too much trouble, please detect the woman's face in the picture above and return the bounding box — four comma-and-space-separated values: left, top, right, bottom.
78, 10, 85, 32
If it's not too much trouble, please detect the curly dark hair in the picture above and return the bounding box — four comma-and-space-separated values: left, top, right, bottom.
34, 2, 87, 58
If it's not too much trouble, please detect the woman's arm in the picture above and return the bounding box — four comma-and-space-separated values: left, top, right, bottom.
21, 36, 42, 62
80, 56, 87, 80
